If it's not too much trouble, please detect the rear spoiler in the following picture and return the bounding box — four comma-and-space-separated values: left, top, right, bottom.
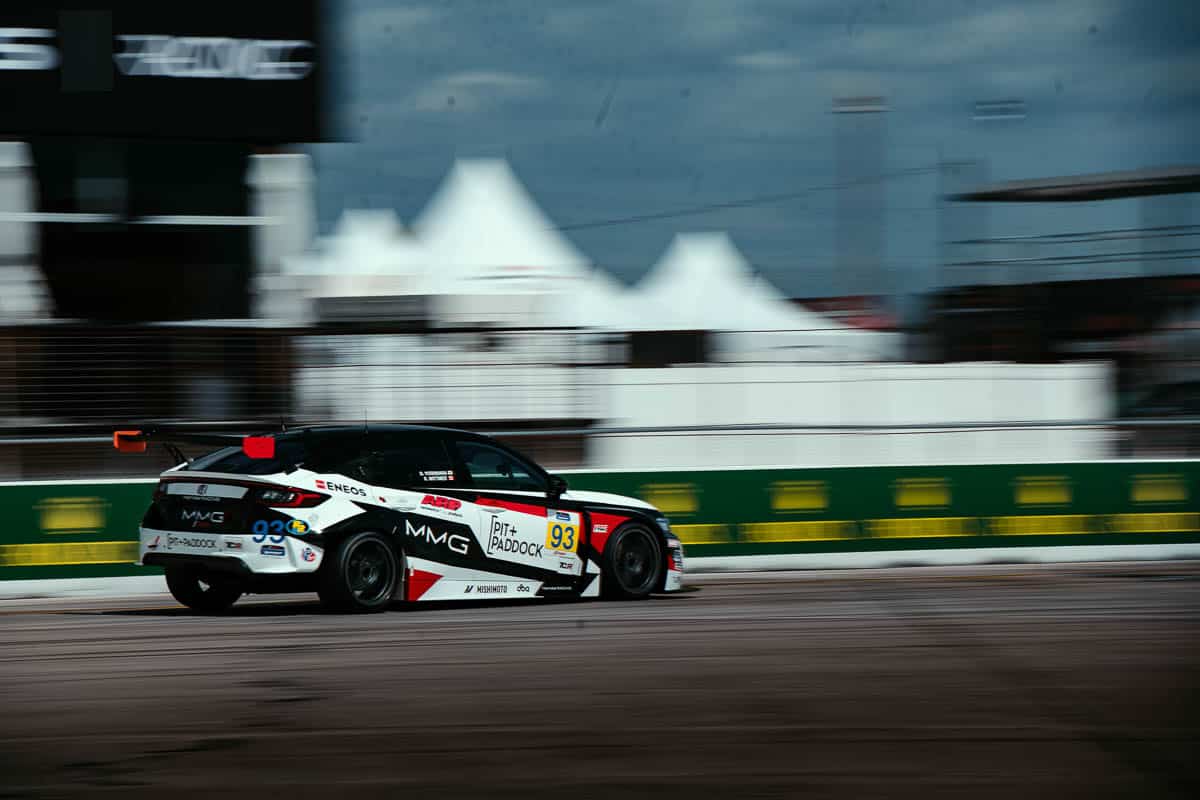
113, 429, 276, 459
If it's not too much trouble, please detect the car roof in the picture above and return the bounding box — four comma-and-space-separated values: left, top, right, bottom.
276, 424, 488, 439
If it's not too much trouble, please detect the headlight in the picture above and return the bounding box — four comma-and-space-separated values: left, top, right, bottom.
654, 516, 671, 533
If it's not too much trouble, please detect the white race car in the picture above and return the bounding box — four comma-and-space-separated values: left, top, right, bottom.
116, 424, 685, 612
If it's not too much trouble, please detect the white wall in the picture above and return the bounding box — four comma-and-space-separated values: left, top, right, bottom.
589, 361, 1113, 468
0, 142, 50, 319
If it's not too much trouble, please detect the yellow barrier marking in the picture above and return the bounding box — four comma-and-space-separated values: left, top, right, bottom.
866, 517, 976, 538
0, 541, 137, 567
988, 515, 1094, 536
1015, 476, 1071, 506
770, 481, 828, 512
740, 520, 855, 542
639, 483, 698, 515
671, 524, 732, 545
34, 496, 109, 535
1109, 512, 1200, 534
1131, 474, 1188, 504
893, 478, 950, 509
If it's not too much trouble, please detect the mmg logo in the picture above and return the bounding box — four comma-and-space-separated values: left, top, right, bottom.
404, 520, 469, 555
181, 509, 225, 526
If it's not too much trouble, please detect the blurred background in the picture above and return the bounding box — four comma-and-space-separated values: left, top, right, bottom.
0, 0, 1197, 479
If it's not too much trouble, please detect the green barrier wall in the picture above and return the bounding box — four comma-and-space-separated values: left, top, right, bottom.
2, 462, 1198, 579
566, 462, 1200, 557
0, 481, 157, 580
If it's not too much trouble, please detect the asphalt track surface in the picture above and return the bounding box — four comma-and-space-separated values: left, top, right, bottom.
2, 563, 1199, 799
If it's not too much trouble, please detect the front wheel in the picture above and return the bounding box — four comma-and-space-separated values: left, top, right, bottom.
602, 524, 664, 600
165, 567, 243, 613
318, 532, 400, 613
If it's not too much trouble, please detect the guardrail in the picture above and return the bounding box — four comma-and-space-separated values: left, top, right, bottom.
1, 459, 1196, 582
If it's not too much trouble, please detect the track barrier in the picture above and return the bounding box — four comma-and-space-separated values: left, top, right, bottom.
1, 461, 1197, 582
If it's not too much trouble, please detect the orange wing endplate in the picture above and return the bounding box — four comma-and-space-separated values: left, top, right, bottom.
113, 430, 147, 453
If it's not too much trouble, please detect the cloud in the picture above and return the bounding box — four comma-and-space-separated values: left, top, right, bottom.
411, 71, 546, 113
349, 5, 439, 45
314, 0, 1199, 296
731, 50, 808, 70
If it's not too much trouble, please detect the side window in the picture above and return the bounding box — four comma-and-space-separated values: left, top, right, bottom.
454, 440, 545, 492
367, 437, 457, 490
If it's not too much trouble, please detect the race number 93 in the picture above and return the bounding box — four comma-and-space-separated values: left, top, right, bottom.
545, 520, 578, 553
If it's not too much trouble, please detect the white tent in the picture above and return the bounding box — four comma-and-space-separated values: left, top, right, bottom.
281, 209, 431, 301
407, 159, 596, 326
629, 233, 899, 361
413, 159, 591, 295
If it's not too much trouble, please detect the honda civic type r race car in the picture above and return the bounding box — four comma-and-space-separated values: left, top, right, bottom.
115, 425, 685, 613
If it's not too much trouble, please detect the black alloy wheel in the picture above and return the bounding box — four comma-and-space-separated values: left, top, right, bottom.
164, 567, 243, 613
602, 524, 664, 600
318, 532, 400, 613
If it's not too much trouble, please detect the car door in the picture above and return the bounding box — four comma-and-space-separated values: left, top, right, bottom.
364, 433, 476, 563
450, 438, 583, 579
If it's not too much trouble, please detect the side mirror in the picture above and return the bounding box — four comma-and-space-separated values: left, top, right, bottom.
548, 474, 568, 500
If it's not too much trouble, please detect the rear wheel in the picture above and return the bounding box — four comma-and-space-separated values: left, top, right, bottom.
165, 567, 243, 613
602, 524, 663, 600
318, 532, 400, 613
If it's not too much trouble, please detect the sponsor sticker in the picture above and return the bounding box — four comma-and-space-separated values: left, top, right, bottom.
146, 535, 160, 550
225, 540, 243, 550
167, 534, 218, 550
260, 544, 286, 556
486, 515, 544, 559
314, 479, 366, 497
301, 547, 316, 563
181, 508, 225, 527
593, 524, 608, 533
421, 494, 462, 512
404, 520, 470, 555
286, 519, 310, 535
419, 470, 454, 482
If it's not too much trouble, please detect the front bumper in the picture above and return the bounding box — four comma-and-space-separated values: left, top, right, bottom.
664, 535, 685, 592
138, 527, 324, 574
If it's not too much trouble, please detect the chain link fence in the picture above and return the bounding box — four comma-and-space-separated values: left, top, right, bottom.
0, 322, 1196, 480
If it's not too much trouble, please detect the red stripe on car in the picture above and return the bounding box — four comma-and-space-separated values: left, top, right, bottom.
588, 512, 630, 552
475, 497, 546, 517
406, 569, 442, 601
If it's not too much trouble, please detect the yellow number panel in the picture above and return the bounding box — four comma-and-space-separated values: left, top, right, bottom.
545, 511, 580, 553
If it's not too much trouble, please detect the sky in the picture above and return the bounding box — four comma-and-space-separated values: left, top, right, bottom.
310, 0, 1199, 299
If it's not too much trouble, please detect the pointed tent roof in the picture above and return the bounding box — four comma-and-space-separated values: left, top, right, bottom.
286, 209, 428, 278
542, 267, 642, 329
412, 159, 590, 294
632, 232, 852, 332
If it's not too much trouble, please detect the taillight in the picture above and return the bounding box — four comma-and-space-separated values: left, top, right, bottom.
256, 487, 327, 508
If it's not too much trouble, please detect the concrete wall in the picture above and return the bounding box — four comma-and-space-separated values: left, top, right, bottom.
590, 361, 1113, 468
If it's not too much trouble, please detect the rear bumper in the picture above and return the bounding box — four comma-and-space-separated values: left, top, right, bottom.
138, 527, 324, 575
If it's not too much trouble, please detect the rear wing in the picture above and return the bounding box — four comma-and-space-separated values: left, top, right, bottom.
113, 428, 276, 459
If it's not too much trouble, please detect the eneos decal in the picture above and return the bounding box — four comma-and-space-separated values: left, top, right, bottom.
314, 479, 366, 497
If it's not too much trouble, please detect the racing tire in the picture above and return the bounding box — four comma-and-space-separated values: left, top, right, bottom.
601, 524, 664, 600
318, 532, 400, 613
165, 567, 243, 613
